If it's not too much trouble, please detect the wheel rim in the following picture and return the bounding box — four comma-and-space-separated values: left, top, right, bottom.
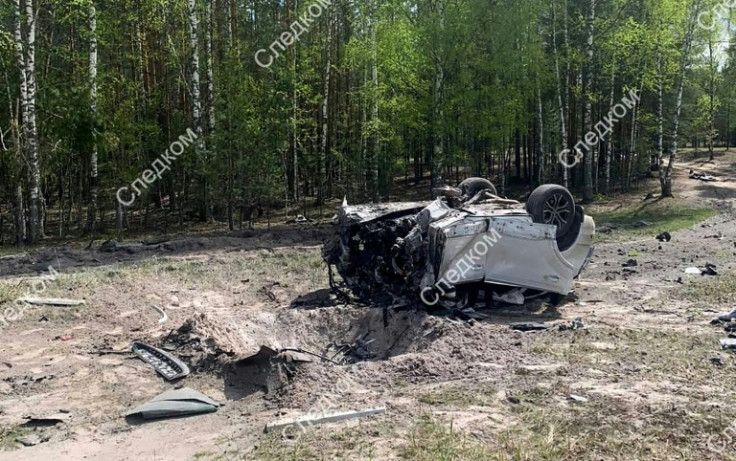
542, 193, 571, 229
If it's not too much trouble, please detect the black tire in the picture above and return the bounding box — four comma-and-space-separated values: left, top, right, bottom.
526, 184, 575, 238
458, 177, 497, 197
555, 205, 584, 252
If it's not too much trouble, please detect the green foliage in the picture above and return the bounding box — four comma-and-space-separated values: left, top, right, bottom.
0, 0, 734, 237
589, 198, 717, 241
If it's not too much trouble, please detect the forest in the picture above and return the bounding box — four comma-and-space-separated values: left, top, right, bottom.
0, 0, 733, 244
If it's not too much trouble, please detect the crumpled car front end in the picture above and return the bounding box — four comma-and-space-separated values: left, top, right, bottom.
323, 202, 429, 304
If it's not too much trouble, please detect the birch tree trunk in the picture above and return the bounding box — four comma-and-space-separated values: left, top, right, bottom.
12, 0, 28, 244
627, 91, 640, 190
14, 0, 42, 242
12, 0, 27, 137
431, 3, 445, 190
563, 1, 572, 188
662, 0, 700, 197
369, 0, 379, 202
583, 0, 595, 203
289, 0, 299, 203
319, 5, 332, 205
552, 1, 568, 188
536, 86, 544, 186
86, 1, 99, 234
136, 1, 145, 112
187, 0, 206, 218
15, 183, 26, 245
605, 58, 615, 192
292, 27, 299, 203
205, 0, 215, 138
204, 0, 215, 220
26, 0, 42, 240
534, 0, 544, 186
657, 41, 664, 177
9, 101, 26, 244
361, 62, 369, 197
5, 55, 25, 244
708, 35, 716, 161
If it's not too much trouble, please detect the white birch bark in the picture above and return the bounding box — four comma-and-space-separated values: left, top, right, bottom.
431, 2, 445, 190
188, 0, 203, 138
583, 0, 595, 202
662, 0, 700, 197
26, 0, 42, 240
605, 58, 615, 192
319, 4, 332, 204
707, 36, 716, 161
552, 1, 567, 186
205, 0, 215, 137
12, 0, 27, 244
369, 0, 379, 202
86, 1, 99, 233
536, 86, 544, 186
187, 0, 206, 217
562, 0, 570, 187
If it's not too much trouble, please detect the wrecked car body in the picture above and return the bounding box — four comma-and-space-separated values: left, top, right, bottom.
324, 181, 595, 308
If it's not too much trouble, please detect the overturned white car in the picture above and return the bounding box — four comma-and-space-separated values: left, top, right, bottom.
323, 180, 595, 309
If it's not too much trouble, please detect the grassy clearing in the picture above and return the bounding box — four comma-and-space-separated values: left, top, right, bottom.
496, 393, 733, 460
676, 273, 736, 306
528, 328, 733, 383
192, 450, 248, 461
0, 282, 23, 305
400, 416, 497, 460
505, 328, 736, 459
0, 247, 27, 258
0, 425, 32, 451
103, 249, 327, 290
401, 379, 736, 460
589, 198, 716, 242
417, 383, 494, 408
252, 424, 383, 460
1, 247, 326, 297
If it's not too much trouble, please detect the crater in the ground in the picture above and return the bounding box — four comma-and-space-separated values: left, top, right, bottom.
172, 306, 431, 401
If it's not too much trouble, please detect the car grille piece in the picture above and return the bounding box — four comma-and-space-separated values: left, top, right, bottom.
131, 342, 191, 381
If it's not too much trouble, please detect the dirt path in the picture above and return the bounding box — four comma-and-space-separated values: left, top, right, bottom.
1, 152, 736, 460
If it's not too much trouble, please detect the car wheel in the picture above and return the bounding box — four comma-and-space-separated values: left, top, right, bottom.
555, 206, 584, 252
458, 177, 497, 197
526, 184, 575, 238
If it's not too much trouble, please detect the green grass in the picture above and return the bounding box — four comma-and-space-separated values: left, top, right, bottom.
495, 397, 733, 460
589, 198, 716, 242
676, 273, 736, 306
528, 328, 731, 381
0, 247, 27, 258
399, 416, 497, 460
7, 248, 327, 295
401, 377, 736, 460
417, 384, 494, 408
0, 425, 32, 451
252, 425, 380, 461
0, 282, 23, 305
192, 450, 247, 460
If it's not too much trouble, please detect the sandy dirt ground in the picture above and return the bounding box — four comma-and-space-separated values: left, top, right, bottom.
1, 152, 736, 460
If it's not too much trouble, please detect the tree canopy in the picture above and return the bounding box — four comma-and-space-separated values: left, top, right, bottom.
0, 0, 733, 243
